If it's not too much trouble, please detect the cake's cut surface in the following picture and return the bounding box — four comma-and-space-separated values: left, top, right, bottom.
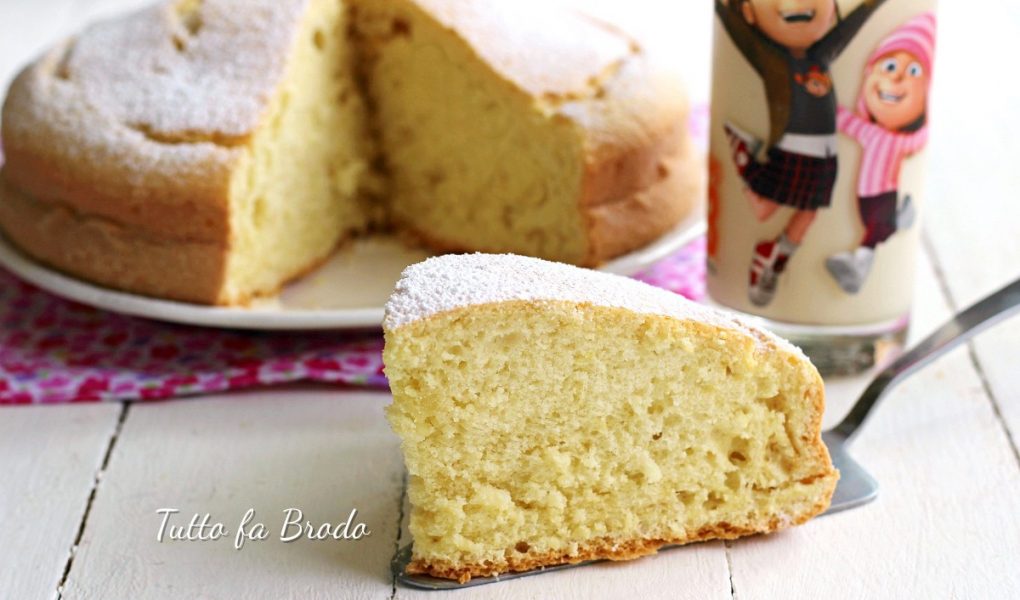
384, 254, 838, 583
0, 0, 699, 305
353, 0, 695, 265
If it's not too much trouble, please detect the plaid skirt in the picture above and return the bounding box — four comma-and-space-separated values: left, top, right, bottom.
744, 147, 838, 210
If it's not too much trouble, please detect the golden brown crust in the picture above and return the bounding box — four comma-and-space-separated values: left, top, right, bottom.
0, 173, 358, 306
407, 487, 837, 584
0, 173, 229, 304
751, 325, 836, 485
0, 26, 245, 244
561, 36, 697, 265
0, 1, 308, 305
0, 13, 244, 304
582, 130, 703, 265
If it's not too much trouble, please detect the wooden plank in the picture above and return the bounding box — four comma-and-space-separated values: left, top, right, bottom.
728, 248, 1020, 598
965, 317, 1020, 457
0, 403, 122, 600
4, 0, 1015, 598
60, 390, 403, 600
921, 0, 1020, 454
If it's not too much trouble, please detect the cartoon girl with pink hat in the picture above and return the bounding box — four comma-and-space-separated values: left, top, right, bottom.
826, 12, 936, 293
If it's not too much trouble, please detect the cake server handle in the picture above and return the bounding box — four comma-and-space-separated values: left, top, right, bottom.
828, 275, 1020, 444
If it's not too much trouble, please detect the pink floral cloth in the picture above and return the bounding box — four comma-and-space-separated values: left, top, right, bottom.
0, 105, 710, 405
0, 270, 388, 404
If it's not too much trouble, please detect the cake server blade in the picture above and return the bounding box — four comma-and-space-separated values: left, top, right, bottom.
822, 274, 1020, 514
394, 276, 1020, 590
820, 431, 878, 514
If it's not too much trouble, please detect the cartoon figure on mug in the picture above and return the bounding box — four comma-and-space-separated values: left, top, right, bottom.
714, 0, 886, 306
826, 12, 935, 294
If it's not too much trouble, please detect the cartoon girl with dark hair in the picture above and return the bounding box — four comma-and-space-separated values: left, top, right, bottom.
715, 0, 887, 306
826, 12, 936, 293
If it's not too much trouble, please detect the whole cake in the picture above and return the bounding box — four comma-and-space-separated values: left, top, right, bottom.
0, 0, 700, 305
384, 253, 838, 583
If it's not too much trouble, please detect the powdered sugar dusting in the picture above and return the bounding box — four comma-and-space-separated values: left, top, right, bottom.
384, 253, 801, 355
39, 0, 307, 141
0, 0, 316, 237
410, 0, 635, 100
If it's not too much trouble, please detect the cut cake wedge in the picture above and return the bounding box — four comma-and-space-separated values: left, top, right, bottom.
383, 253, 838, 583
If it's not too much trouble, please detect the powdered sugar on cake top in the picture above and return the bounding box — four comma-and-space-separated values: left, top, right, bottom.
384, 253, 802, 356
17, 0, 631, 148
23, 0, 307, 143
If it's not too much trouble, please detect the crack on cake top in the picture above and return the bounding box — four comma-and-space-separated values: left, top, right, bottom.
533, 10, 645, 113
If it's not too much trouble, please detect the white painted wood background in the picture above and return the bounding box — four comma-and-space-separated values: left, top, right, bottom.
1, 1, 1018, 599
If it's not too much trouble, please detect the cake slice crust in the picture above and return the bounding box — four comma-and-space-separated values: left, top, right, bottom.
384, 254, 838, 582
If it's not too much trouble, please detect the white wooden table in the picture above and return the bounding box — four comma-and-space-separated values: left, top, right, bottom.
1, 2, 1019, 599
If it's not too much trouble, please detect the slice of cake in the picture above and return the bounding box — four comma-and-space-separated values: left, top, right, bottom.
0, 0, 701, 305
352, 0, 700, 266
383, 254, 838, 583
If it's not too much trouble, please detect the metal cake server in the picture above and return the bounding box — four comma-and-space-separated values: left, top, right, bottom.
394, 276, 1020, 590
823, 275, 1020, 515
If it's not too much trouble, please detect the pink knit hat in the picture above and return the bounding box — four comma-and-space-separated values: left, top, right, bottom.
856, 11, 937, 117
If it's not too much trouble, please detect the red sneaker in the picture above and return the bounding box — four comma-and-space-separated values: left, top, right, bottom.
749, 240, 789, 307
724, 122, 762, 178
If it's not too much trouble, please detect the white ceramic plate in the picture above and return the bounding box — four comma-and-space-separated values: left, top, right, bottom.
0, 213, 705, 330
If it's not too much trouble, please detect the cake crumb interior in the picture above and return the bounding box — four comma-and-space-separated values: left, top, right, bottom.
224, 0, 376, 302
384, 300, 836, 580
352, 0, 588, 263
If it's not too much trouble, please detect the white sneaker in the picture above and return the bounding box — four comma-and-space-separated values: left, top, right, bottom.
852, 246, 875, 286
897, 195, 916, 230
748, 239, 788, 306
825, 247, 875, 294
825, 251, 859, 293
723, 122, 763, 176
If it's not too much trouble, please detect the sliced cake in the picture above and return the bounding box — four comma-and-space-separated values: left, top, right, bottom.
0, 0, 701, 305
0, 0, 377, 304
352, 0, 700, 265
383, 253, 838, 583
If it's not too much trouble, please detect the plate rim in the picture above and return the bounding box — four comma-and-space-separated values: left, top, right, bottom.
0, 214, 705, 331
